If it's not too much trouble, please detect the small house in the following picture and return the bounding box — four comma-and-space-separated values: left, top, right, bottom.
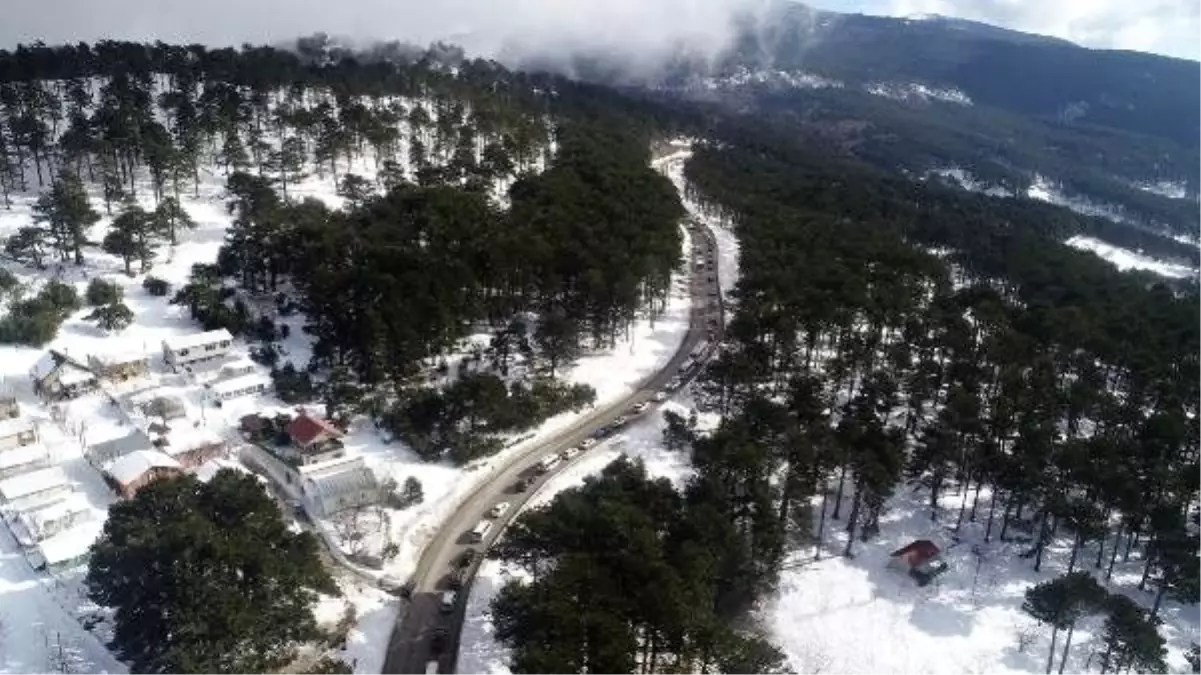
162, 329, 233, 368
25, 519, 104, 573
0, 417, 38, 452
87, 350, 151, 382
0, 466, 72, 512
105, 450, 183, 498
285, 412, 346, 466
209, 373, 271, 402
11, 493, 92, 544
0, 443, 51, 480
31, 351, 98, 401
164, 437, 227, 470
217, 358, 257, 381
85, 431, 156, 469
888, 539, 948, 587
300, 457, 379, 517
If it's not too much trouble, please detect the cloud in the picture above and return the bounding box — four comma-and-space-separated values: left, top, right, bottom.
876, 0, 1200, 59
0, 0, 758, 65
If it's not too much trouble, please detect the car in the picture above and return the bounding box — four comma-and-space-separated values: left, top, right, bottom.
446, 567, 466, 589
489, 502, 511, 518
440, 590, 457, 613
430, 628, 449, 655
457, 549, 478, 569
560, 446, 580, 461
614, 415, 630, 427
631, 402, 648, 414
653, 391, 668, 402
580, 438, 597, 449
594, 426, 611, 439
513, 477, 531, 493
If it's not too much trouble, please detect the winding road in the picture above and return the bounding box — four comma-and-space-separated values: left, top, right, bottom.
382, 156, 723, 675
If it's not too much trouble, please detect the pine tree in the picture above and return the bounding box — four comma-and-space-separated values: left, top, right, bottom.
86, 302, 134, 332
32, 173, 101, 266
103, 202, 154, 275
5, 226, 49, 268
151, 196, 197, 246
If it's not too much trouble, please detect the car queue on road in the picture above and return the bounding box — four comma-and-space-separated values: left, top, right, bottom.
413, 217, 725, 674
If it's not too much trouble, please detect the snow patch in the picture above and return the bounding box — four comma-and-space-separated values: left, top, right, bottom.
1065, 236, 1197, 279
865, 82, 973, 105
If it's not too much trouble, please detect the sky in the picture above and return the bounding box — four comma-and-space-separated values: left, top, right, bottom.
824, 0, 1201, 60
1, 0, 1197, 62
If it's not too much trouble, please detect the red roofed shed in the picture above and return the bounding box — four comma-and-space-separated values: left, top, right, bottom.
889, 539, 941, 569
285, 412, 343, 453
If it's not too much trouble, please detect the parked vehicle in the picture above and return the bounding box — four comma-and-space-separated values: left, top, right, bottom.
631, 402, 648, 414
537, 454, 561, 473
580, 438, 597, 448
431, 628, 449, 655
426, 660, 440, 674
489, 502, 511, 518
513, 477, 531, 493
451, 547, 475, 566
440, 590, 457, 613
468, 520, 492, 543
653, 391, 668, 402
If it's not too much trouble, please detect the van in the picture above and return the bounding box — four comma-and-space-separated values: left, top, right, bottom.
468, 520, 492, 543
538, 455, 561, 473
426, 661, 440, 674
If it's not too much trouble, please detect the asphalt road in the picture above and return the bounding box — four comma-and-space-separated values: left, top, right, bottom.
382, 217, 724, 674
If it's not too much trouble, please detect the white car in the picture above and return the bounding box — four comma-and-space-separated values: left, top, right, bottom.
489, 502, 511, 518
653, 391, 668, 402
440, 590, 457, 613
631, 402, 648, 414
614, 415, 630, 427
561, 446, 580, 460
580, 438, 597, 449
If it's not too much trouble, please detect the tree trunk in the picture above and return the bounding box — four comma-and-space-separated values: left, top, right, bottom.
969, 479, 983, 522
1034, 510, 1050, 573
1106, 524, 1122, 582
832, 462, 848, 519
1046, 625, 1060, 674
985, 489, 1000, 542
815, 484, 829, 560
1150, 583, 1166, 619
1067, 533, 1081, 573
843, 486, 862, 558
1057, 622, 1075, 674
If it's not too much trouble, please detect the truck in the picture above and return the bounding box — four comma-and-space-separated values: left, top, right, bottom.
468, 519, 492, 543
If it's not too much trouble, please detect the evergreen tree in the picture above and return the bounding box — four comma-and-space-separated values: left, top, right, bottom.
86, 301, 134, 332
86, 470, 337, 673
32, 173, 100, 265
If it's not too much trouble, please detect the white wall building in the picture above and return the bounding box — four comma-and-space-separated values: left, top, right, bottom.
209, 373, 271, 402
300, 456, 380, 518
162, 329, 234, 368
0, 418, 38, 453
0, 443, 51, 480
0, 467, 72, 513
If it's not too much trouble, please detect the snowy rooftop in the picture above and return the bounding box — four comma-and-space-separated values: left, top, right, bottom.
88, 348, 150, 366
57, 365, 97, 386
210, 372, 271, 395
0, 416, 35, 440
87, 430, 155, 466
35, 518, 105, 566
0, 466, 69, 501
193, 457, 255, 484
303, 458, 378, 497
163, 329, 233, 353
0, 442, 49, 470
16, 493, 93, 539
106, 449, 181, 485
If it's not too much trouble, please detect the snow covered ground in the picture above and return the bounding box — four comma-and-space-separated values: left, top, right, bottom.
1066, 235, 1197, 279
0, 525, 126, 674
766, 487, 1200, 674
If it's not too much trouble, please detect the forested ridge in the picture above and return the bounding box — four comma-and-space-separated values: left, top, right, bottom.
0, 41, 686, 464
489, 108, 1198, 672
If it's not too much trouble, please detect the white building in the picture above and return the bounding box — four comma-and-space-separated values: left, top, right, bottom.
162, 329, 234, 368
0, 442, 51, 480
300, 456, 380, 518
208, 373, 271, 402
0, 417, 38, 453
10, 493, 92, 545
25, 519, 105, 572
0, 466, 72, 512
31, 351, 99, 400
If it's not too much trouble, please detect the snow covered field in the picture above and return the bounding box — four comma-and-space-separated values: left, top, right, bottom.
767, 488, 1200, 674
